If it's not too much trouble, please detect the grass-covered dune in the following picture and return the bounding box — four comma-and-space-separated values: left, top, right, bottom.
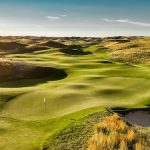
103, 36, 150, 63
43, 112, 150, 150
0, 36, 149, 150
0, 58, 67, 82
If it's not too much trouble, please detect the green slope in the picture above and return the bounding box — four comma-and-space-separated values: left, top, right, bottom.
0, 37, 149, 149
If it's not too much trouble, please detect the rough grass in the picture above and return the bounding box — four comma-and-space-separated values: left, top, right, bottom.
42, 112, 150, 150
87, 114, 149, 150
103, 37, 150, 63
42, 111, 109, 150
0, 58, 67, 82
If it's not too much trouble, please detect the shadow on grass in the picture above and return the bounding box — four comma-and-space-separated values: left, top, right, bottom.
0, 69, 67, 88
59, 45, 92, 56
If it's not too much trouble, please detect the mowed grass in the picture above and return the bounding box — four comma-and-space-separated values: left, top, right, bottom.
0, 107, 105, 150
0, 37, 149, 149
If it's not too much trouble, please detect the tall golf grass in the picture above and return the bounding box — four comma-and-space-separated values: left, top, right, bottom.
87, 114, 146, 150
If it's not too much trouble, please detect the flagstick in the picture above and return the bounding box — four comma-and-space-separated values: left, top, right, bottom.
44, 98, 46, 113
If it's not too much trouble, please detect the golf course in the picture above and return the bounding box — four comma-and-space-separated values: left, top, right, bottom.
0, 36, 150, 150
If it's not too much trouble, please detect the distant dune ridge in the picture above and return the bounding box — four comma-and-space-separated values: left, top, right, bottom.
102, 36, 150, 63
0, 36, 150, 63
0, 41, 25, 51
40, 40, 67, 48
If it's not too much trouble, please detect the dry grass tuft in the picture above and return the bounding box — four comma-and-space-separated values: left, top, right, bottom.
103, 37, 150, 63
87, 114, 146, 150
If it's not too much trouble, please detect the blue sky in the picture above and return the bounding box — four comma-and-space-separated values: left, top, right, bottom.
0, 0, 150, 37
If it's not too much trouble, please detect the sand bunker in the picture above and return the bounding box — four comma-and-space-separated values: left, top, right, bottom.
112, 108, 150, 127
124, 110, 150, 127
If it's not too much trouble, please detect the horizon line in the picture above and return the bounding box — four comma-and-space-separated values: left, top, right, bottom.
0, 34, 149, 38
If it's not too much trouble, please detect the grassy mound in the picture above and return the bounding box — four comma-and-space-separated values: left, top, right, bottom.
0, 107, 105, 150
0, 41, 26, 53
42, 111, 109, 150
0, 41, 49, 54
42, 112, 150, 150
60, 45, 92, 55
40, 40, 66, 48
0, 58, 67, 82
103, 37, 150, 63
18, 45, 48, 54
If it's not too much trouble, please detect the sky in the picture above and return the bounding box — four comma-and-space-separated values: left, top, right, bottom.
0, 0, 150, 37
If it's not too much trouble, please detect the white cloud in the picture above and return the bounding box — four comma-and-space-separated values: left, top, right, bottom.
46, 16, 60, 20
116, 19, 129, 23
60, 14, 68, 17
102, 18, 114, 23
102, 18, 150, 27
46, 14, 68, 21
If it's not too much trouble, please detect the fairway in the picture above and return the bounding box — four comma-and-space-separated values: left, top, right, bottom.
0, 37, 150, 149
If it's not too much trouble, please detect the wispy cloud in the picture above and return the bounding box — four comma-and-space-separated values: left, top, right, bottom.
46, 16, 60, 20
60, 14, 68, 17
46, 14, 68, 21
102, 18, 114, 23
102, 18, 150, 27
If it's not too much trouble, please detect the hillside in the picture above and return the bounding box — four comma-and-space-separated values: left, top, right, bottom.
103, 37, 150, 63
0, 36, 149, 150
0, 58, 67, 82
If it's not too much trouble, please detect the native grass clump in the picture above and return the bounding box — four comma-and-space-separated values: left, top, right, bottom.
103, 37, 150, 63
87, 114, 146, 150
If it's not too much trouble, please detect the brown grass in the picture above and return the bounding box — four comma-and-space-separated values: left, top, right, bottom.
103, 37, 150, 63
87, 114, 146, 150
